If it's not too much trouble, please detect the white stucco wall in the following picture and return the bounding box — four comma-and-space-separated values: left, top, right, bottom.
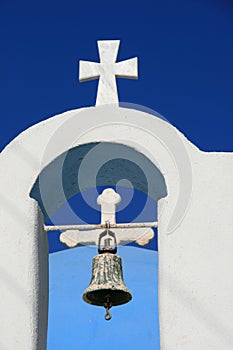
0, 105, 232, 349
158, 152, 233, 349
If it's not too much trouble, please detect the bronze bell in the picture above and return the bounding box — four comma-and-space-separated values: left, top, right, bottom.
82, 228, 132, 320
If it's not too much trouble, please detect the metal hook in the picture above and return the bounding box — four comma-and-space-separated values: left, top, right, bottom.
98, 223, 117, 254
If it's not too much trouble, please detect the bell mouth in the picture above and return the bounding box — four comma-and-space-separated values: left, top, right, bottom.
83, 288, 132, 307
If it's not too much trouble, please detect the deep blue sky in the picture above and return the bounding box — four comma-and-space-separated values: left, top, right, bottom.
0, 0, 232, 152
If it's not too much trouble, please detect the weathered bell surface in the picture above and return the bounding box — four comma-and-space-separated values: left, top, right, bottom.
82, 253, 132, 307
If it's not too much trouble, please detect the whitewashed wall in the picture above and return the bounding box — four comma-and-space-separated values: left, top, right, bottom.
0, 105, 232, 349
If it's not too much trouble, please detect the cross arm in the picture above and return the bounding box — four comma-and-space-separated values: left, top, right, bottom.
58, 226, 155, 248
79, 61, 101, 82
115, 57, 138, 79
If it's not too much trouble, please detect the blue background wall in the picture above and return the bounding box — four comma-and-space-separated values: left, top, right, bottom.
48, 246, 159, 350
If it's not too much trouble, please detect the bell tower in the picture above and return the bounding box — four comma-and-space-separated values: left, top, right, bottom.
0, 40, 233, 350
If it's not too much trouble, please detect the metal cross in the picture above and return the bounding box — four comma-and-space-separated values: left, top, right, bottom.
79, 40, 138, 106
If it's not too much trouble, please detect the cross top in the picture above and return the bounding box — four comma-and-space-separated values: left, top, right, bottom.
97, 188, 121, 224
79, 40, 138, 106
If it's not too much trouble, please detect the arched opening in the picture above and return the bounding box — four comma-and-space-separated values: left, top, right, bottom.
0, 103, 198, 349
30, 142, 167, 349
30, 142, 167, 224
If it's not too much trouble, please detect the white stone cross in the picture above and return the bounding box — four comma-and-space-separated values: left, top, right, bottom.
60, 188, 154, 248
79, 40, 138, 106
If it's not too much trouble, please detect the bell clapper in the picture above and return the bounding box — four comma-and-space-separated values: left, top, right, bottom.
104, 297, 112, 321
104, 307, 112, 321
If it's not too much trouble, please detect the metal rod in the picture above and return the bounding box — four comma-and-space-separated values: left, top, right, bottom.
44, 221, 158, 232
